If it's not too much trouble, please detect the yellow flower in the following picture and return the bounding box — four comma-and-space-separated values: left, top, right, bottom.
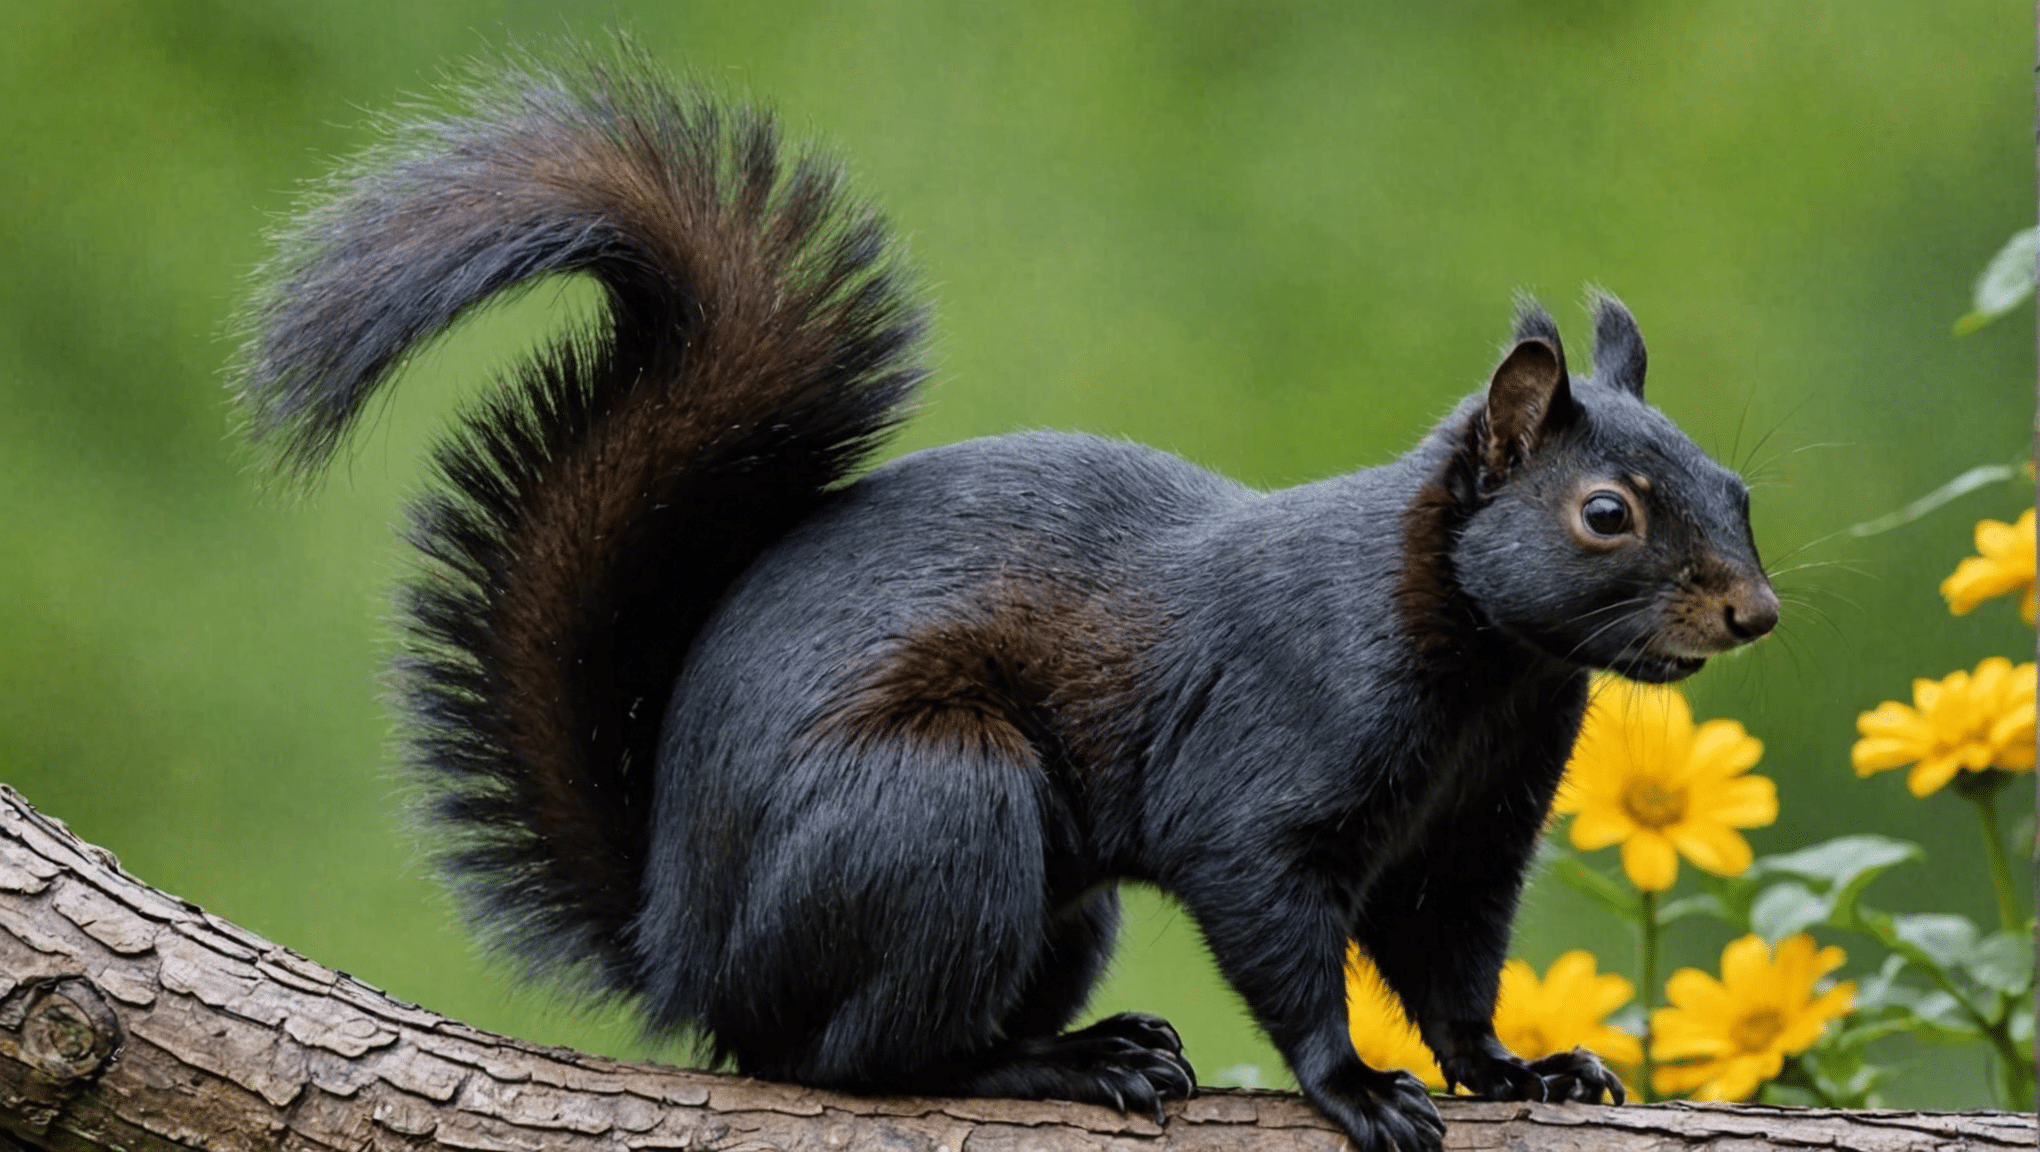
1651, 933, 1855, 1101
1494, 950, 1643, 1073
1343, 946, 1643, 1096
1941, 509, 2035, 625
1553, 680, 1777, 891
1345, 944, 1444, 1088
1851, 657, 2037, 797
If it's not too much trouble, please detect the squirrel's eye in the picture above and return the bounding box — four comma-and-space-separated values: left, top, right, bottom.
1581, 491, 1632, 537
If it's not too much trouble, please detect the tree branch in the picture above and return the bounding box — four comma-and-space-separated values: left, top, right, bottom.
0, 783, 2029, 1151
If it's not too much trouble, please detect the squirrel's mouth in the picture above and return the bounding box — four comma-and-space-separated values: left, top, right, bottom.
1610, 652, 1706, 684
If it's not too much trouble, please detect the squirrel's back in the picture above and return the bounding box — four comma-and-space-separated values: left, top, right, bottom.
233, 51, 928, 999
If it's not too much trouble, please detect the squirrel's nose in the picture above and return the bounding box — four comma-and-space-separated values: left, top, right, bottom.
1723, 579, 1779, 642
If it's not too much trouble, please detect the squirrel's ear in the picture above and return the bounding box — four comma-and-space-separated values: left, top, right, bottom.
1512, 295, 1562, 345
1483, 336, 1574, 478
1590, 294, 1646, 399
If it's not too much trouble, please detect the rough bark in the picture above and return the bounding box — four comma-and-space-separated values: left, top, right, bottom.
0, 783, 2029, 1151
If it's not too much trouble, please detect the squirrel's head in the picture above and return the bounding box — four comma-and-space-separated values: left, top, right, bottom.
1446, 295, 1777, 683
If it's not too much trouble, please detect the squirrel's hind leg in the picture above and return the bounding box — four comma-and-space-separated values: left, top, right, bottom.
927, 897, 1195, 1123
696, 724, 1189, 1118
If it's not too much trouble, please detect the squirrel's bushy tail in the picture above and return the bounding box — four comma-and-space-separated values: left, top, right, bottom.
233, 51, 927, 999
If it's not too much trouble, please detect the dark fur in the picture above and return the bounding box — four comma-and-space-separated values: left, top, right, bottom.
235, 53, 1775, 1152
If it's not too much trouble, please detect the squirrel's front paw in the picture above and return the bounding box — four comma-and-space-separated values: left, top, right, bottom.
1441, 1044, 1625, 1105
1309, 1064, 1447, 1152
1524, 1047, 1626, 1104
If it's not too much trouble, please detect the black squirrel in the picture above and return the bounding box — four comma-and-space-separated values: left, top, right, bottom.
234, 53, 1777, 1152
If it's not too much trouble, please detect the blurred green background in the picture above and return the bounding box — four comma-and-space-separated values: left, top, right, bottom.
1, 0, 2032, 1109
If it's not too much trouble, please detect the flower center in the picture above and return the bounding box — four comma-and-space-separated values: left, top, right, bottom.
1621, 777, 1687, 828
1731, 1008, 1784, 1054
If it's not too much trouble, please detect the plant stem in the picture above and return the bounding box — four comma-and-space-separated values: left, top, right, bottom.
1971, 789, 2026, 935
1639, 888, 1659, 1102
1983, 1010, 2035, 1111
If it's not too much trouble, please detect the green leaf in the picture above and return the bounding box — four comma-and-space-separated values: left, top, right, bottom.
1851, 957, 1967, 1035
1962, 931, 2036, 996
1953, 224, 2040, 334
1658, 892, 1728, 925
1750, 881, 1832, 943
1888, 912, 1980, 971
1749, 835, 1920, 923
1803, 1036, 1888, 1108
1849, 955, 1917, 1015
1844, 464, 2024, 539
1699, 870, 1760, 930
1762, 1083, 1822, 1107
1548, 855, 1643, 924
1831, 1066, 1885, 1108
1753, 834, 1918, 887
1905, 991, 1978, 1040
1829, 1014, 1923, 1049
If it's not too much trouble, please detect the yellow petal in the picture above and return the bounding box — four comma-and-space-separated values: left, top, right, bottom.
1809, 980, 1856, 1021
1974, 516, 2015, 555
1590, 682, 1695, 776
1568, 806, 1637, 851
1852, 702, 1934, 771
1585, 1024, 1644, 1067
1717, 935, 1774, 994
1706, 1051, 1783, 1101
1345, 945, 1445, 1087
1651, 1024, 1735, 1062
1651, 1023, 1736, 1060
1688, 720, 1763, 779
1652, 1058, 1725, 1096
1688, 773, 1779, 829
1660, 967, 1733, 1018
1507, 952, 1636, 1054
1851, 736, 1919, 775
1770, 934, 1841, 987
1668, 821, 1755, 877
1913, 677, 1946, 712
1774, 983, 1856, 1054
1944, 555, 2022, 614
1989, 700, 2036, 746
1587, 973, 1638, 1020
1971, 657, 2014, 704
1547, 950, 1635, 1016
1941, 512, 2036, 617
1979, 510, 2037, 569
1853, 705, 1931, 743
1989, 689, 2036, 769
1906, 751, 1963, 797
1621, 831, 1679, 891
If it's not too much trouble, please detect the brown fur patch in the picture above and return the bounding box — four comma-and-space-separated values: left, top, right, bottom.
1396, 416, 1484, 655
473, 118, 871, 891
812, 581, 1162, 773
1651, 554, 1776, 656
